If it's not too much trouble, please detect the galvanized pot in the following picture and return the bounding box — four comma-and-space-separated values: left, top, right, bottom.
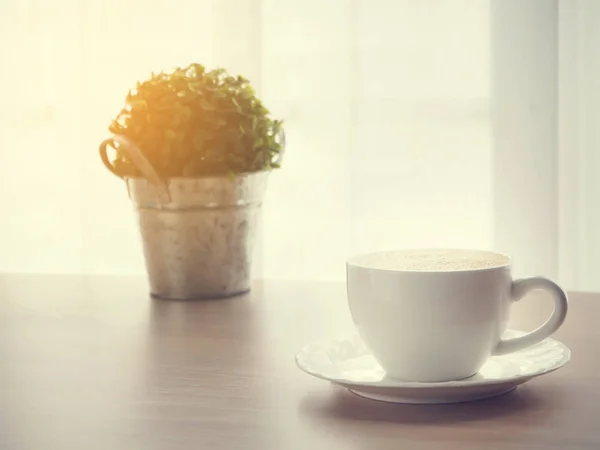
99, 135, 279, 299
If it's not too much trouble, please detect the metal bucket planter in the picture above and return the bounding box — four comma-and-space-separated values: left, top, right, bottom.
99, 135, 275, 299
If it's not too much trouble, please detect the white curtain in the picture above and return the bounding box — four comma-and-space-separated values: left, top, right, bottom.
0, 0, 597, 291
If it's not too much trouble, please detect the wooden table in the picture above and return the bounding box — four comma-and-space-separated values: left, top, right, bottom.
0, 274, 596, 449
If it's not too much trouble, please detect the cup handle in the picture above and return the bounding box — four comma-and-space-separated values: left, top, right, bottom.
493, 277, 568, 355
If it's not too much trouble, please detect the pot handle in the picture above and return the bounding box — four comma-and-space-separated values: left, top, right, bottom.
99, 135, 171, 201
99, 137, 124, 180
99, 135, 164, 185
272, 128, 286, 167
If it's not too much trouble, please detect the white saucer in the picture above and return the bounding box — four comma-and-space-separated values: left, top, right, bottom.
296, 330, 571, 404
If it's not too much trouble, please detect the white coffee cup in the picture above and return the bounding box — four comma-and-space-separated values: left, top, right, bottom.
346, 249, 568, 382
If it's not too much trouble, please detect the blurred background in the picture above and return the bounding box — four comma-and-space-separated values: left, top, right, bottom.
0, 0, 598, 291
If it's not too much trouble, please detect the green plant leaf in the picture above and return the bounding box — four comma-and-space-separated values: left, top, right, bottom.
105, 62, 284, 179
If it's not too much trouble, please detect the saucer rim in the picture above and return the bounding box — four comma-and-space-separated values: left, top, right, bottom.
295, 329, 571, 389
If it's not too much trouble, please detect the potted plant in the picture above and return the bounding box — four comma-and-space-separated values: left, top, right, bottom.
98, 63, 284, 299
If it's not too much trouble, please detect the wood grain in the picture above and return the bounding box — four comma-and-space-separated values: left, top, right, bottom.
0, 274, 596, 449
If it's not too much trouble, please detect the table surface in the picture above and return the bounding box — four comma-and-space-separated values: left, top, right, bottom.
0, 274, 597, 450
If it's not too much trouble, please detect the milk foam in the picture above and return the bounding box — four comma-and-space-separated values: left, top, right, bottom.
349, 249, 509, 271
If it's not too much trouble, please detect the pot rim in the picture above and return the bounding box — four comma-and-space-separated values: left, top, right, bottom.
124, 169, 274, 183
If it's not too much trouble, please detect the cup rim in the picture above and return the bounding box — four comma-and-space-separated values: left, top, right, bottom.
346, 248, 512, 273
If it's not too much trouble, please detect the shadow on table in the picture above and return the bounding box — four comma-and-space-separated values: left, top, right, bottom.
299, 384, 563, 425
